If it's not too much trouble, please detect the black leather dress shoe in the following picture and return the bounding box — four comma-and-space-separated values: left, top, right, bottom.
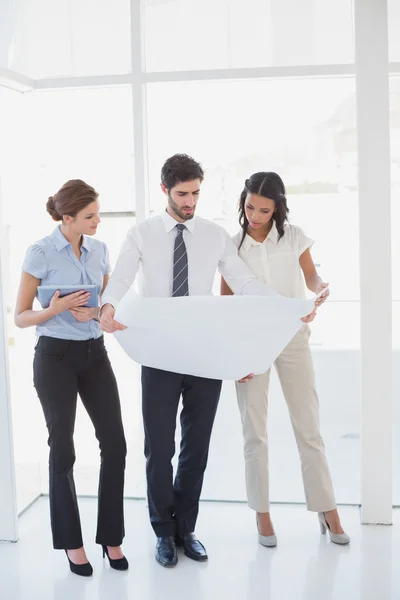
176, 533, 208, 562
155, 536, 178, 568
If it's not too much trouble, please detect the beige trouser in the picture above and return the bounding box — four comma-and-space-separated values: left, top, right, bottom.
236, 325, 336, 513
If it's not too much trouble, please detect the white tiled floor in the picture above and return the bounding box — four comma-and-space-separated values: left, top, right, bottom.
0, 498, 399, 600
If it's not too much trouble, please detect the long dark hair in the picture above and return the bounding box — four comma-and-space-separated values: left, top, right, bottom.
238, 172, 289, 249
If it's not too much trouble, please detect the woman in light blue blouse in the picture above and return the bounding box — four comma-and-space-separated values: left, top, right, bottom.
15, 180, 128, 576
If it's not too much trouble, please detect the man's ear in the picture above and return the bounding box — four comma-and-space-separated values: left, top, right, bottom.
160, 184, 168, 196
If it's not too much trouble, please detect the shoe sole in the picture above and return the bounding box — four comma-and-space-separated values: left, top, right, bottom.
155, 556, 178, 568
183, 550, 208, 562
175, 538, 208, 561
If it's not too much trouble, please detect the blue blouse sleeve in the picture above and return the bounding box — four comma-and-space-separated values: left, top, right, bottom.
22, 245, 48, 280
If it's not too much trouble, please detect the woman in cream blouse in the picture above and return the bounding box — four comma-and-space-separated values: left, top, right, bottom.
221, 172, 350, 547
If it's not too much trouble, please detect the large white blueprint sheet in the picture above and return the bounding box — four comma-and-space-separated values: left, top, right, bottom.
113, 286, 316, 380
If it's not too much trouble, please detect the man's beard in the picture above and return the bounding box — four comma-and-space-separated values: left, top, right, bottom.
168, 194, 195, 221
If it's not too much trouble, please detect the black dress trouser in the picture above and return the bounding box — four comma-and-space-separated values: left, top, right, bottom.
141, 366, 222, 537
33, 335, 127, 550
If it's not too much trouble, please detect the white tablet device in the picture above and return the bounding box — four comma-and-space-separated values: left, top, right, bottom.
37, 284, 98, 309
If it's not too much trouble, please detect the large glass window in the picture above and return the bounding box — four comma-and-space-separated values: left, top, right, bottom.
7, 0, 131, 78
1, 0, 398, 513
0, 86, 142, 503
144, 0, 354, 72
146, 77, 361, 503
23, 87, 135, 214
0, 0, 15, 70
0, 87, 43, 513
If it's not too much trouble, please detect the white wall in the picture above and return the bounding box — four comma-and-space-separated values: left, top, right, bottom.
0, 180, 18, 542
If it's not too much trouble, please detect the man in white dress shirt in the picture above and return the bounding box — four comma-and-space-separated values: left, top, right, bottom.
100, 154, 315, 568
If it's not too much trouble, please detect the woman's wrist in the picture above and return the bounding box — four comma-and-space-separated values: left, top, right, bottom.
44, 306, 58, 319
307, 276, 323, 294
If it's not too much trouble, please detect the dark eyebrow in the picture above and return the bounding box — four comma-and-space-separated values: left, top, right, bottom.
177, 189, 200, 194
246, 203, 270, 211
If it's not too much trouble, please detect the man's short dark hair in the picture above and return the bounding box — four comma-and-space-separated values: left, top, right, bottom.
161, 154, 204, 191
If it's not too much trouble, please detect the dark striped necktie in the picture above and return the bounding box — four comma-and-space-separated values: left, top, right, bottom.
172, 223, 189, 297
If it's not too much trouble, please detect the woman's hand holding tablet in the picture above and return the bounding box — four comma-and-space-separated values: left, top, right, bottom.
38, 284, 98, 309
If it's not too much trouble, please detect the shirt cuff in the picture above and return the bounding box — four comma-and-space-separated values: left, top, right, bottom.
100, 298, 117, 314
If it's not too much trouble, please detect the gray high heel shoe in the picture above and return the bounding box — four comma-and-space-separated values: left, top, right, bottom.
256, 516, 277, 548
318, 512, 350, 545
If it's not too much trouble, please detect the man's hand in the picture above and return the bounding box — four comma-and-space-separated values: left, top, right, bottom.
238, 373, 254, 383
68, 307, 99, 323
99, 304, 126, 333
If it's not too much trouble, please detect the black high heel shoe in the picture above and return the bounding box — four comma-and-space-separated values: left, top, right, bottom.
64, 550, 93, 577
102, 545, 129, 571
